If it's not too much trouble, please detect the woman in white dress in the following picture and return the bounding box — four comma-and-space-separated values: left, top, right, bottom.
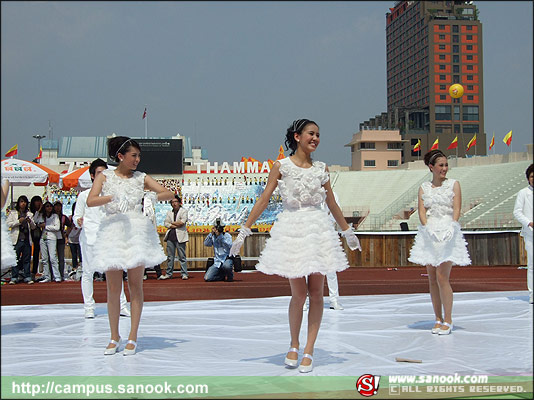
230, 119, 361, 372
87, 136, 174, 355
1, 178, 17, 271
408, 149, 471, 335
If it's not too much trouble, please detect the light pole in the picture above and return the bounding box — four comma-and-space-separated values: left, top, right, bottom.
32, 134, 46, 163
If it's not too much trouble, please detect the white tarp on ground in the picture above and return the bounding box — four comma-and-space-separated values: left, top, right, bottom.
1, 291, 532, 377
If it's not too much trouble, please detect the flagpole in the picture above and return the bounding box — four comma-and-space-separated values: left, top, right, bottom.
145, 104, 148, 138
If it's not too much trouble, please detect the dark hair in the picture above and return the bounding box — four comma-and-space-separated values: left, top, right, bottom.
15, 195, 29, 212
108, 136, 141, 163
284, 119, 319, 156
42, 201, 55, 219
424, 149, 447, 166
89, 158, 108, 179
71, 201, 77, 216
172, 195, 182, 203
526, 164, 534, 180
29, 196, 43, 214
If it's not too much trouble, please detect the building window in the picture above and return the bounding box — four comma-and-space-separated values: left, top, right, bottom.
439, 75, 446, 80
463, 105, 479, 121
467, 95, 474, 100
359, 142, 376, 150
439, 24, 445, 30
439, 65, 446, 70
466, 25, 473, 30
467, 75, 473, 80
439, 54, 445, 60
466, 65, 473, 70
466, 55, 473, 60
453, 45, 459, 53
364, 160, 376, 167
435, 105, 452, 121
387, 142, 403, 150
467, 85, 474, 90
452, 25, 459, 33
453, 55, 459, 63
439, 34, 445, 40
466, 34, 473, 40
454, 106, 460, 120
454, 124, 460, 133
435, 124, 452, 134
388, 160, 399, 167
453, 35, 459, 43
440, 95, 446, 100
467, 45, 473, 50
453, 65, 460, 73
439, 44, 446, 50
440, 85, 446, 90
453, 75, 460, 83
463, 124, 479, 133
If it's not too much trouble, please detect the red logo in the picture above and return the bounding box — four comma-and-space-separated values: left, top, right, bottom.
356, 374, 380, 397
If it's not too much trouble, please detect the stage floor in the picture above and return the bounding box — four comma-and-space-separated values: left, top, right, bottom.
1, 290, 532, 377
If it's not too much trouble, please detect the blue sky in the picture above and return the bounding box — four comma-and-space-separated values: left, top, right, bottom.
1, 1, 532, 165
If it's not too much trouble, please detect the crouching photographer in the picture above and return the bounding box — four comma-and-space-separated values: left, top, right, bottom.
203, 218, 240, 282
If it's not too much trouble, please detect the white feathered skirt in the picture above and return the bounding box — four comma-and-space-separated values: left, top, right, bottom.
255, 208, 349, 279
87, 211, 166, 273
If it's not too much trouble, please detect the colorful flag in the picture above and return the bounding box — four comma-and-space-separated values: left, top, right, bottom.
430, 138, 439, 151
413, 139, 421, 152
142, 107, 147, 119
5, 144, 18, 157
447, 136, 458, 150
503, 130, 512, 146
466, 134, 477, 151
489, 133, 495, 150
35, 147, 43, 160
276, 145, 285, 160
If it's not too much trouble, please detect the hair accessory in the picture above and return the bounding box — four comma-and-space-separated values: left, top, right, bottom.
115, 139, 132, 159
291, 119, 309, 133
429, 152, 443, 165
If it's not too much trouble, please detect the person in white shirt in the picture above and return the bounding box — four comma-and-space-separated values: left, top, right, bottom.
162, 196, 189, 279
74, 159, 130, 319
513, 164, 533, 304
33, 201, 61, 283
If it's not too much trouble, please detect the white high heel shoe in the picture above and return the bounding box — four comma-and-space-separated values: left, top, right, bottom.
431, 320, 443, 334
298, 354, 313, 373
123, 340, 137, 356
284, 347, 299, 368
438, 322, 453, 335
104, 338, 121, 355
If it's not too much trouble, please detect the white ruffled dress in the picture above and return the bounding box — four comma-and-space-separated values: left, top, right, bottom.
87, 169, 166, 273
408, 179, 471, 267
1, 178, 17, 271
1, 214, 17, 271
255, 157, 349, 278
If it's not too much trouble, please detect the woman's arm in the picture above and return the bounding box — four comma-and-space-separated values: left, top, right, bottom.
452, 181, 462, 222
323, 169, 350, 231
87, 172, 112, 207
241, 162, 281, 229
417, 187, 427, 225
45, 214, 61, 232
144, 175, 175, 202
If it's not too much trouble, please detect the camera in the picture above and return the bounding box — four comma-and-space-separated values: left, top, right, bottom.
214, 218, 225, 233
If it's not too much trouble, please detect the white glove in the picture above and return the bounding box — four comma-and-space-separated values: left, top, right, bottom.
229, 226, 252, 257
425, 224, 455, 242
143, 192, 158, 218
341, 227, 361, 251
110, 192, 129, 214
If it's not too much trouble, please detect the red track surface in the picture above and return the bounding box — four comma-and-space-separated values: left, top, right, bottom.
1, 266, 527, 306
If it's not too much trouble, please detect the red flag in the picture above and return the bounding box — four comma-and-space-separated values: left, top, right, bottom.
35, 147, 43, 160
447, 136, 458, 150
142, 107, 147, 119
5, 144, 18, 157
466, 134, 477, 151
430, 138, 439, 151
489, 133, 495, 150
